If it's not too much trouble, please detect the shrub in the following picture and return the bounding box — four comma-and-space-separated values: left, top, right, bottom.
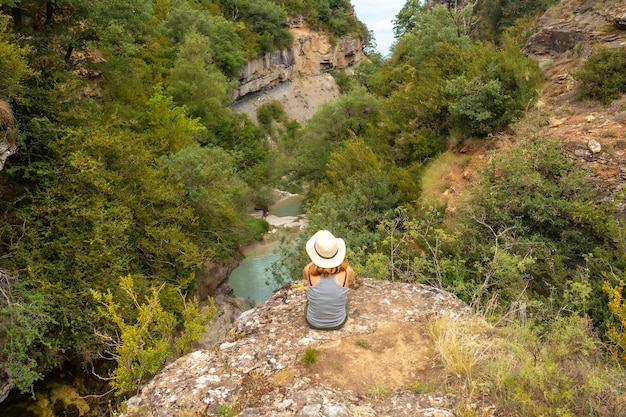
257, 100, 287, 127
446, 76, 515, 137
577, 47, 626, 104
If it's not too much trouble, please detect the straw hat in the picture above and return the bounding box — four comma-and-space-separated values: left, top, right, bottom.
305, 230, 346, 269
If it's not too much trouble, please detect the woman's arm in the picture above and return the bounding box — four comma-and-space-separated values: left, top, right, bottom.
302, 263, 313, 282
345, 266, 355, 287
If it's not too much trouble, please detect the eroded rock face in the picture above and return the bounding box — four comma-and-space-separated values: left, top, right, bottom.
122, 278, 469, 417
233, 24, 366, 100
524, 0, 626, 60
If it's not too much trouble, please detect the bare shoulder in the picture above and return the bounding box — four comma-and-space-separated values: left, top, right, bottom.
302, 262, 313, 280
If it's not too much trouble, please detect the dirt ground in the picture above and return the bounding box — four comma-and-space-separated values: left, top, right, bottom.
303, 320, 436, 393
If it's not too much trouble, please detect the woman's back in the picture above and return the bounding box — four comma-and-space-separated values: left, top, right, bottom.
306, 275, 349, 329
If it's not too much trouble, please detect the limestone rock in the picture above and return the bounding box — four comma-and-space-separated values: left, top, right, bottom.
121, 279, 470, 417
234, 25, 365, 101
232, 23, 366, 122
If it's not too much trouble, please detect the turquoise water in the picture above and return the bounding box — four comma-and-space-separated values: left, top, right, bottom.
228, 239, 282, 304
269, 194, 304, 216
228, 195, 303, 304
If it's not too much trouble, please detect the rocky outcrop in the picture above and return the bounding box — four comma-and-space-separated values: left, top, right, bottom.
0, 100, 17, 172
121, 278, 470, 417
524, 0, 626, 61
233, 24, 366, 101
521, 0, 626, 199
194, 258, 241, 301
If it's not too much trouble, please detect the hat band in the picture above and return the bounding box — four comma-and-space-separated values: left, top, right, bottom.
315, 246, 338, 260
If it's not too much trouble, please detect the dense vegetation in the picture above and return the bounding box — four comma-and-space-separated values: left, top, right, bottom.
1, 0, 625, 416
0, 0, 365, 409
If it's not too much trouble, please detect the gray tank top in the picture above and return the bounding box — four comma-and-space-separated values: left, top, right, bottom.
306, 274, 349, 329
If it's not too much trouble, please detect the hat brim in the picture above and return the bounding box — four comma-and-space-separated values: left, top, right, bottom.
305, 230, 346, 269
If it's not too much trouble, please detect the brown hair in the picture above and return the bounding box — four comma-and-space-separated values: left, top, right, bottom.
309, 258, 348, 277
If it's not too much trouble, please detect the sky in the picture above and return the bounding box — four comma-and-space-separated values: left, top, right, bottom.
351, 0, 407, 57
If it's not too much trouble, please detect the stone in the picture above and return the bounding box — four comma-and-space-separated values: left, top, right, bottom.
588, 139, 602, 154
120, 279, 470, 417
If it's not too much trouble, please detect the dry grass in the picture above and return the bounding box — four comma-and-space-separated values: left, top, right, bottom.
420, 151, 472, 206
428, 314, 626, 417
428, 315, 510, 399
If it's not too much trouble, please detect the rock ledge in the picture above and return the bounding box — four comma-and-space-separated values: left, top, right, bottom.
123, 278, 470, 417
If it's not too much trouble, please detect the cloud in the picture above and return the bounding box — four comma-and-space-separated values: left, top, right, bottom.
351, 0, 406, 56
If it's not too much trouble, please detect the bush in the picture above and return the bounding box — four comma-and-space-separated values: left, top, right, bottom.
257, 100, 287, 127
577, 47, 626, 104
446, 76, 514, 137
429, 315, 626, 416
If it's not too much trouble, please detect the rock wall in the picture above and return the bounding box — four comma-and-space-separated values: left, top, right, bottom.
524, 0, 626, 61
233, 24, 366, 100
121, 278, 470, 417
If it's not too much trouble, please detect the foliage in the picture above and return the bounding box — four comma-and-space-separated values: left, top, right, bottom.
392, 0, 423, 40
216, 403, 237, 417
371, 4, 541, 147
602, 275, 626, 363
257, 100, 287, 127
220, 0, 292, 55
356, 338, 370, 349
165, 30, 236, 138
161, 6, 246, 78
450, 137, 610, 312
577, 47, 626, 104
474, 0, 558, 40
285, 86, 382, 185
430, 315, 625, 416
0, 15, 36, 104
446, 76, 515, 137
159, 143, 260, 254
0, 273, 57, 395
92, 275, 216, 394
301, 345, 320, 364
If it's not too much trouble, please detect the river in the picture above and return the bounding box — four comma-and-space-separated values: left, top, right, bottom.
228, 194, 305, 304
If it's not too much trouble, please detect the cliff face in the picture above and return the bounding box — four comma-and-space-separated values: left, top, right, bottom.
234, 24, 365, 100
121, 279, 469, 417
232, 24, 366, 123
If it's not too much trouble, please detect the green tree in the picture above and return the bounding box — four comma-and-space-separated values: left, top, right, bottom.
392, 0, 423, 39
165, 30, 236, 140
454, 138, 610, 310
287, 86, 382, 184
159, 143, 259, 256
162, 7, 246, 78
0, 272, 57, 395
0, 15, 36, 104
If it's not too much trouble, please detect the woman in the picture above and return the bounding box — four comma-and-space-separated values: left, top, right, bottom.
302, 230, 355, 330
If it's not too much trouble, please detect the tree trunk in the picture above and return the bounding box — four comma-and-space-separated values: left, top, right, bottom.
45, 1, 54, 26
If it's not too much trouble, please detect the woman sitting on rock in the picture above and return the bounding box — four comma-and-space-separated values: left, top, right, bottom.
302, 230, 355, 330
